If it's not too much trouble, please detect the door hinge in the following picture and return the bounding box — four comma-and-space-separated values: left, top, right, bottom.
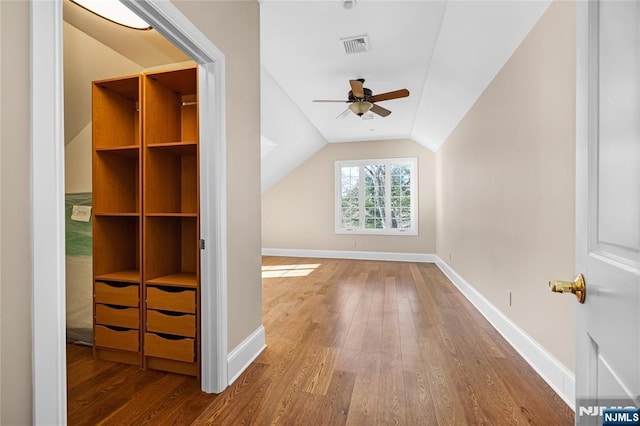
200, 239, 205, 250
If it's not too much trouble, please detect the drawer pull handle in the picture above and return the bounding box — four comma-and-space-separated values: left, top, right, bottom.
153, 309, 189, 317
97, 281, 137, 288
103, 325, 131, 332
149, 285, 193, 294
151, 332, 189, 341
103, 304, 131, 310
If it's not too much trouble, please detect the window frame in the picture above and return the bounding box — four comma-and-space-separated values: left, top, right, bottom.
334, 157, 418, 236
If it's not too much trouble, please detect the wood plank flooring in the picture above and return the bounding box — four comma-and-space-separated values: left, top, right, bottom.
67, 257, 574, 425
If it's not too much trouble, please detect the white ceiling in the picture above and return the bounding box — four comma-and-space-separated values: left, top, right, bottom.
261, 0, 447, 143
63, 0, 553, 190
260, 0, 552, 151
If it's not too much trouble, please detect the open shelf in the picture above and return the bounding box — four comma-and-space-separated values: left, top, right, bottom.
95, 145, 139, 158
145, 148, 197, 214
94, 212, 139, 217
146, 68, 196, 94
146, 272, 197, 288
94, 150, 140, 214
144, 68, 198, 145
144, 216, 197, 283
94, 75, 140, 99
145, 213, 197, 218
95, 269, 141, 284
146, 141, 197, 156
93, 216, 140, 278
93, 76, 141, 149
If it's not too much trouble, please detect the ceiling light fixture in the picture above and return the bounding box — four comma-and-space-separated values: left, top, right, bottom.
349, 101, 372, 116
71, 0, 151, 30
341, 0, 357, 10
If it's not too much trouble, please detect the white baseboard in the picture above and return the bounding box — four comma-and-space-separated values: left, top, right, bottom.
227, 325, 266, 385
262, 248, 437, 263
435, 257, 576, 410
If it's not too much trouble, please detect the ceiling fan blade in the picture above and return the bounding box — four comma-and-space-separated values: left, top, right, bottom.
370, 104, 392, 117
313, 99, 348, 103
370, 89, 410, 103
349, 79, 365, 98
336, 109, 351, 119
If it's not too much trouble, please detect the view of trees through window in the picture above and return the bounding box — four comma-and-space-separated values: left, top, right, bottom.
337, 158, 415, 233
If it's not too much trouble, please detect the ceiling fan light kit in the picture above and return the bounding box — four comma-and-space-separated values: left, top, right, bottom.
313, 78, 409, 119
349, 101, 372, 116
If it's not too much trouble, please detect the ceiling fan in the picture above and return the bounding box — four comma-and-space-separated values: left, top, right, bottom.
313, 79, 409, 119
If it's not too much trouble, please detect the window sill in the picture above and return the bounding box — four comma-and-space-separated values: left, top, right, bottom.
335, 229, 418, 236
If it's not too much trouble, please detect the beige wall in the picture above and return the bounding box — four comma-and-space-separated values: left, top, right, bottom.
262, 139, 436, 254
63, 21, 143, 144
1, 0, 32, 423
436, 1, 576, 370
65, 124, 92, 193
172, 1, 262, 351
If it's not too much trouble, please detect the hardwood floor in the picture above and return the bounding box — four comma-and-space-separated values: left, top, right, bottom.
67, 257, 574, 425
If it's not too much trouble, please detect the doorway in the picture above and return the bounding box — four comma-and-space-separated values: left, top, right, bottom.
31, 1, 228, 423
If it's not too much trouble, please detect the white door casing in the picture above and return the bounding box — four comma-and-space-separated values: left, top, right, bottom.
31, 1, 228, 424
122, 0, 229, 395
575, 1, 640, 424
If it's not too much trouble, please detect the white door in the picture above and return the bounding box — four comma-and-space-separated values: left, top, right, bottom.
573, 1, 640, 424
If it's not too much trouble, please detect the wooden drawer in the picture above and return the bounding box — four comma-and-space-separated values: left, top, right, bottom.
147, 310, 195, 338
95, 281, 139, 307
144, 332, 194, 363
95, 325, 139, 352
95, 304, 139, 329
147, 286, 195, 314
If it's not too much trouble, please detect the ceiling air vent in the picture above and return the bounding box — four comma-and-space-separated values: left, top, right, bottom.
340, 35, 369, 55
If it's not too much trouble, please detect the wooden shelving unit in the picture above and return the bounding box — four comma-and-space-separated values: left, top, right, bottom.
91, 67, 200, 377
143, 67, 200, 377
92, 75, 143, 366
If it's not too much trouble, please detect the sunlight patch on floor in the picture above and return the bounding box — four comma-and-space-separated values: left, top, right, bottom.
261, 264, 321, 278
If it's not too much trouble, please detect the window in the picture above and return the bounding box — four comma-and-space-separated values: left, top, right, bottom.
335, 157, 418, 235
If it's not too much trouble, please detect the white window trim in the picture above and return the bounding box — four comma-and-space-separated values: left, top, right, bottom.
335, 157, 418, 236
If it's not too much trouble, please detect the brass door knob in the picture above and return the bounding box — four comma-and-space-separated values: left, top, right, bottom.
549, 274, 586, 304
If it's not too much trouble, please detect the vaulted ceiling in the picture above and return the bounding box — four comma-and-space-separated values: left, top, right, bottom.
259, 0, 551, 191
260, 0, 551, 152
261, 1, 448, 144
63, 0, 552, 190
